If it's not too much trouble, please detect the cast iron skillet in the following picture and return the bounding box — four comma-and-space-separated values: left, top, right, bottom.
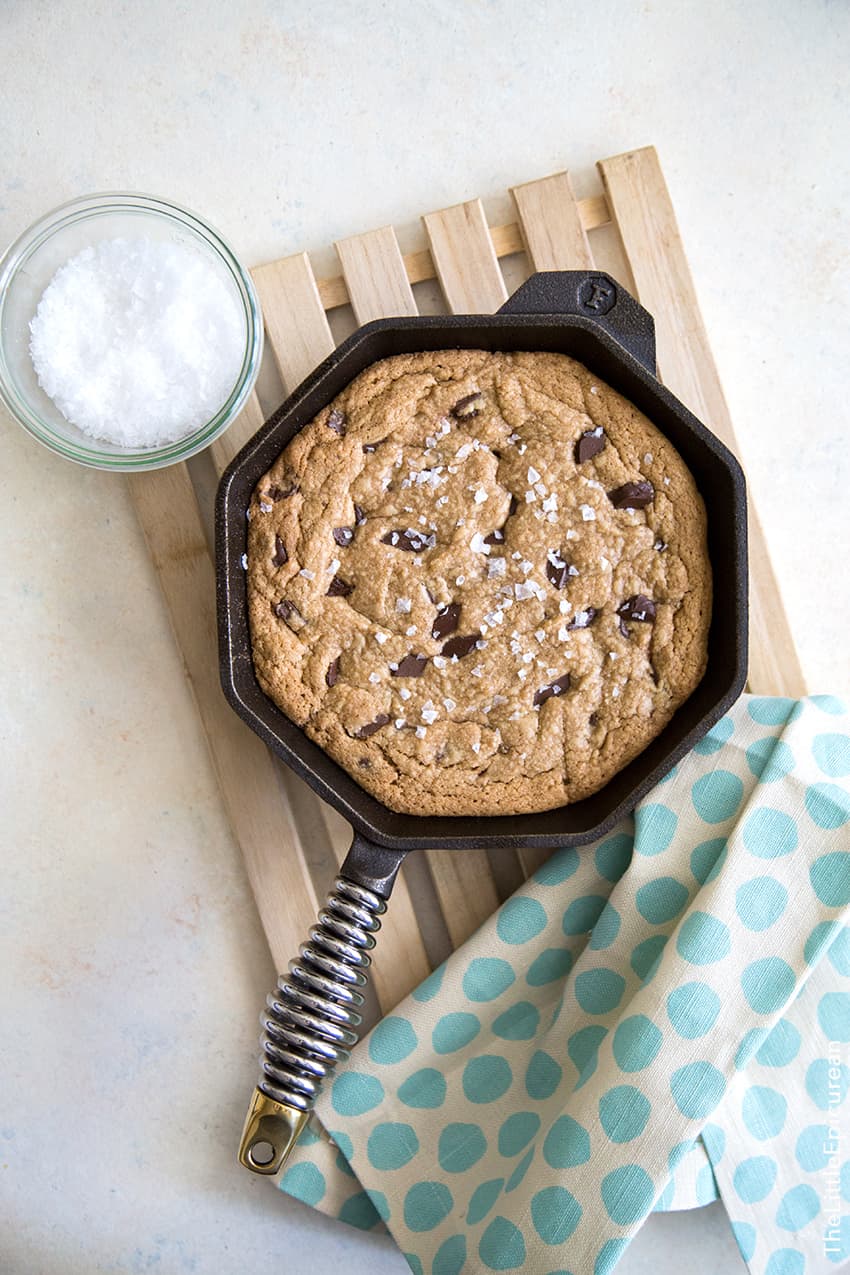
216, 271, 748, 1174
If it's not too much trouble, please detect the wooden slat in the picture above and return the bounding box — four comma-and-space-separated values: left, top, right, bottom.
598, 146, 806, 697
423, 199, 509, 312
252, 252, 335, 389
314, 196, 612, 311
127, 464, 319, 974
335, 226, 417, 323
511, 171, 594, 270
209, 387, 266, 476
336, 219, 505, 979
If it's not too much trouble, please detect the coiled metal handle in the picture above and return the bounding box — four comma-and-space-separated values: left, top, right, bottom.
238, 874, 386, 1175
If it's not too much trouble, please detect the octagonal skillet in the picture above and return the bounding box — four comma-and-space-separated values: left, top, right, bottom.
216, 270, 748, 1175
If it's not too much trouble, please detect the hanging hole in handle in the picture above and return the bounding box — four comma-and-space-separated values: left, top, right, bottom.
247, 1139, 276, 1167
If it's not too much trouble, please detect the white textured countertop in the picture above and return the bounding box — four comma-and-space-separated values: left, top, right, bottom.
2, 3, 848, 1272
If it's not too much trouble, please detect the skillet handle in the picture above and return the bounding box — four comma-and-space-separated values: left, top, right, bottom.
238, 836, 406, 1176
498, 270, 657, 375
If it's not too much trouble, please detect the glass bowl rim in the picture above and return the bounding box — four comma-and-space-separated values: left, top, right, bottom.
0, 191, 263, 472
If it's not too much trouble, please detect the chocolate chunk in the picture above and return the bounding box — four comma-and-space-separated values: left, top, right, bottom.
441, 632, 480, 659
357, 758, 371, 768
333, 526, 354, 547
546, 552, 570, 590
267, 480, 297, 501
327, 576, 354, 597
326, 409, 347, 436
326, 657, 340, 687
362, 437, 387, 454
353, 504, 366, 526
451, 391, 484, 419
608, 480, 654, 510
654, 539, 667, 552
432, 602, 460, 641
354, 714, 390, 739
392, 653, 428, 678
534, 673, 571, 706
381, 529, 437, 552
508, 495, 519, 516
566, 607, 597, 630
617, 595, 656, 638
484, 529, 505, 545
575, 427, 606, 463
272, 598, 305, 628
589, 711, 600, 727
272, 534, 288, 568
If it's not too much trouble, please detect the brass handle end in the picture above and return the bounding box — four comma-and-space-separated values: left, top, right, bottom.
238, 1089, 309, 1176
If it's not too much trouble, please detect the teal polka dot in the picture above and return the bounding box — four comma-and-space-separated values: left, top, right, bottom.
595, 833, 632, 882
534, 847, 579, 884
805, 920, 843, 966
467, 1178, 504, 1225
438, 1122, 487, 1173
796, 1124, 834, 1171
765, 1250, 805, 1275
742, 958, 796, 1014
676, 912, 731, 965
811, 694, 847, 714
339, 1190, 381, 1230
734, 1155, 778, 1202
690, 838, 728, 884
667, 981, 721, 1038
757, 1019, 801, 1067
825, 1217, 850, 1264
526, 947, 573, 986
370, 1190, 390, 1222
562, 894, 608, 935
432, 1234, 466, 1275
654, 1179, 675, 1211
574, 968, 625, 1015
525, 1050, 563, 1100
497, 896, 547, 944
589, 902, 621, 950
531, 1186, 582, 1244
613, 1015, 663, 1072
776, 1184, 820, 1231
498, 1111, 540, 1157
295, 1121, 320, 1147
398, 1068, 446, 1110
631, 934, 668, 982
505, 1145, 535, 1192
335, 1147, 356, 1178
693, 716, 734, 754
493, 1001, 540, 1041
636, 876, 689, 925
731, 1221, 756, 1262
810, 851, 850, 903
806, 1058, 850, 1110
670, 1061, 726, 1118
405, 1256, 424, 1275
742, 1085, 787, 1140
463, 1056, 513, 1104
736, 876, 789, 931
367, 1122, 419, 1170
635, 803, 678, 853
595, 1240, 630, 1275
330, 1129, 354, 1162
748, 697, 797, 725
828, 927, 850, 974
403, 1181, 453, 1233
696, 1163, 718, 1203
692, 771, 744, 823
668, 1140, 695, 1171
807, 782, 850, 829
599, 1085, 651, 1142
411, 963, 445, 1002
656, 763, 679, 785
746, 737, 795, 782
368, 1015, 418, 1065
818, 992, 850, 1041
568, 1025, 608, 1087
463, 957, 516, 1002
813, 733, 850, 777
543, 1115, 591, 1168
478, 1217, 526, 1270
601, 1165, 655, 1224
280, 1161, 326, 1206
433, 1012, 480, 1055
735, 1027, 770, 1068
743, 807, 799, 858
331, 1072, 385, 1116
701, 1123, 726, 1162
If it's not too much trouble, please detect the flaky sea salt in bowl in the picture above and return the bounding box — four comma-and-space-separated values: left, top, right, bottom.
0, 193, 262, 471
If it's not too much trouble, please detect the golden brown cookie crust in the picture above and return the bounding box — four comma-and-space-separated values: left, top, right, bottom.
247, 351, 711, 816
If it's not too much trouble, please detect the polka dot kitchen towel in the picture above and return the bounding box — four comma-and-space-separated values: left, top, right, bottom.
275, 695, 850, 1274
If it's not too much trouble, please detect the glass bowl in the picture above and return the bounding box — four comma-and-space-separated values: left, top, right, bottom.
0, 193, 263, 471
